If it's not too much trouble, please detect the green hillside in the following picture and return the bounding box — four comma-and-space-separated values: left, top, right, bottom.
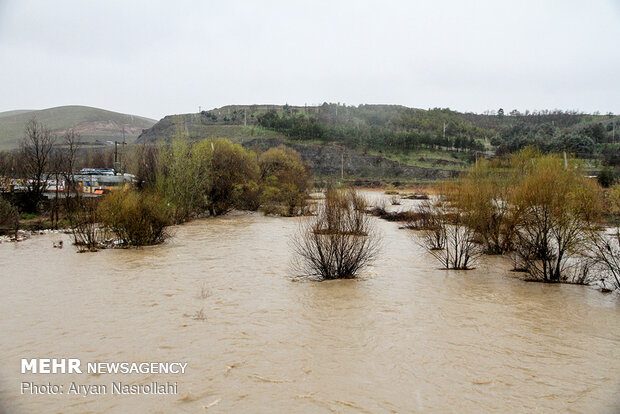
137, 104, 489, 172
135, 103, 619, 176
0, 105, 156, 150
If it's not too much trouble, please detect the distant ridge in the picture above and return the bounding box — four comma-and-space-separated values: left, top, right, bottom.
0, 105, 156, 149
0, 109, 34, 119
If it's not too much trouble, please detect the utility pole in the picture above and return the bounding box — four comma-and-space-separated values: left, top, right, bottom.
443, 122, 446, 139
114, 141, 119, 175
563, 151, 568, 169
341, 151, 344, 180
244, 108, 247, 126
121, 126, 126, 174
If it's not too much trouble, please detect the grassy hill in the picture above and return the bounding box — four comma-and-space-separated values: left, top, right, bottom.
137, 112, 286, 145
0, 109, 35, 119
0, 105, 156, 150
138, 103, 618, 178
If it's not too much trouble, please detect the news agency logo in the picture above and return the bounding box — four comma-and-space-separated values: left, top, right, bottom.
21, 358, 81, 374
21, 359, 188, 374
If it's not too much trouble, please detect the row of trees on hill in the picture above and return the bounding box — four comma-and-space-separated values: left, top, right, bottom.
492, 121, 616, 157
256, 110, 486, 153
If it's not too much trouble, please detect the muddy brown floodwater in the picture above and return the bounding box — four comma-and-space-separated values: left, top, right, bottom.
1, 194, 620, 413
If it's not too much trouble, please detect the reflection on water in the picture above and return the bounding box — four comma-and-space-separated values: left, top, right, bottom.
1, 199, 619, 413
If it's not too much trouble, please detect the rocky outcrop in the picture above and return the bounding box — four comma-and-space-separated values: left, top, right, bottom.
242, 138, 458, 180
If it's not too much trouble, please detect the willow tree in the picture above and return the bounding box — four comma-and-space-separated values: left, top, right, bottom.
259, 146, 311, 216
155, 138, 205, 223
450, 159, 519, 255
194, 138, 259, 216
512, 154, 601, 282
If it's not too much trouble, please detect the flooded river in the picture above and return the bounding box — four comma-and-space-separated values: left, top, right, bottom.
1, 195, 620, 413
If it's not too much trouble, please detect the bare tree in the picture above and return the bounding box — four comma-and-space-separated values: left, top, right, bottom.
0, 151, 17, 179
49, 148, 64, 227
58, 129, 83, 223
586, 229, 620, 290
61, 129, 81, 196
19, 119, 56, 212
0, 151, 18, 192
292, 189, 381, 279
131, 143, 159, 190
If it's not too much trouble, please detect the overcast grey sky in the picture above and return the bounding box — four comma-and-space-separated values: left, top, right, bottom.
0, 0, 618, 120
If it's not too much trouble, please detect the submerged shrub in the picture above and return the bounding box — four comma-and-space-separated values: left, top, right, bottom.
587, 228, 620, 291
292, 189, 380, 280
413, 200, 445, 250
68, 197, 106, 252
417, 196, 482, 270
98, 190, 172, 246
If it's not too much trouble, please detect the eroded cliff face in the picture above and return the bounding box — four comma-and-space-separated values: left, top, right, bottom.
242, 138, 457, 180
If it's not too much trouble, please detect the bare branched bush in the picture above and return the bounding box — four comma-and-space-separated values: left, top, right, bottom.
586, 229, 620, 290
417, 198, 482, 270
439, 220, 483, 270
411, 200, 445, 251
564, 256, 598, 286
292, 189, 381, 280
406, 200, 439, 230
69, 198, 106, 252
